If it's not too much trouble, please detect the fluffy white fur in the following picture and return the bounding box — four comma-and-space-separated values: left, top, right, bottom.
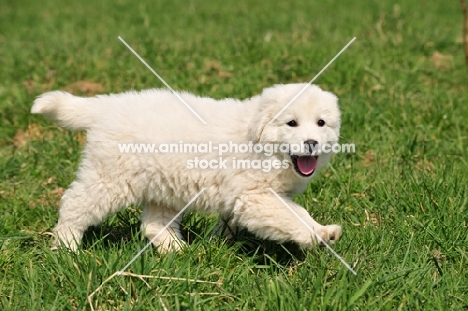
31, 83, 342, 252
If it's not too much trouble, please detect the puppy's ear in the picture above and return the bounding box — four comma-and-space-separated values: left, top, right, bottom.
248, 107, 273, 143
248, 86, 282, 143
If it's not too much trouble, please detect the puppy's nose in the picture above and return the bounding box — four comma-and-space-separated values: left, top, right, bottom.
304, 140, 319, 153
304, 140, 318, 147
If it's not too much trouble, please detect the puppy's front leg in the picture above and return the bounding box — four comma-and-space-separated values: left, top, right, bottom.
232, 193, 341, 247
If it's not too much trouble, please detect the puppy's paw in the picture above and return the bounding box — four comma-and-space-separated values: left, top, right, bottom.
52, 229, 80, 252
317, 224, 342, 245
51, 237, 79, 251
153, 238, 186, 253
145, 226, 186, 253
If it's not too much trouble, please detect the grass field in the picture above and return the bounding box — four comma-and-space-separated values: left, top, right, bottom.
1, 0, 467, 309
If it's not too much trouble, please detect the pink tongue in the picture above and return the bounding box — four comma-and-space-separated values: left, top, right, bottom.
297, 156, 317, 175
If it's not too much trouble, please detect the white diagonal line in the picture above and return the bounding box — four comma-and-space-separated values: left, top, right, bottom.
117, 188, 206, 275
118, 36, 207, 124
268, 37, 356, 124
268, 188, 357, 275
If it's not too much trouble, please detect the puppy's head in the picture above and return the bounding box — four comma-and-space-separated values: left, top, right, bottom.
248, 83, 341, 177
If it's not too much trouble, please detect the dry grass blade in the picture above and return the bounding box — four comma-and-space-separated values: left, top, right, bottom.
87, 271, 223, 311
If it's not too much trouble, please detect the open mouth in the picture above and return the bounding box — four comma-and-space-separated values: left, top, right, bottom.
290, 155, 318, 177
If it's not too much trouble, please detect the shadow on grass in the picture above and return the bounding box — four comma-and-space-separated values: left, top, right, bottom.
80, 211, 307, 267
81, 224, 138, 249
229, 231, 307, 266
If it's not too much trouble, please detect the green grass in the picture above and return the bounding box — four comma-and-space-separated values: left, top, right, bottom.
1, 0, 467, 309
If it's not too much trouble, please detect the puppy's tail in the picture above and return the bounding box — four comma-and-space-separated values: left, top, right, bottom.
31, 91, 100, 130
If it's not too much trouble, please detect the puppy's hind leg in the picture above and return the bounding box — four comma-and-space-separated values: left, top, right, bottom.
140, 202, 186, 253
54, 161, 137, 251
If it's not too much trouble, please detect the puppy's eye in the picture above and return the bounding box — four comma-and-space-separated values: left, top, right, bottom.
317, 119, 325, 127
287, 120, 298, 127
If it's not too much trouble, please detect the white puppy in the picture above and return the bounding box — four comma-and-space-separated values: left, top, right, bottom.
31, 83, 342, 252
